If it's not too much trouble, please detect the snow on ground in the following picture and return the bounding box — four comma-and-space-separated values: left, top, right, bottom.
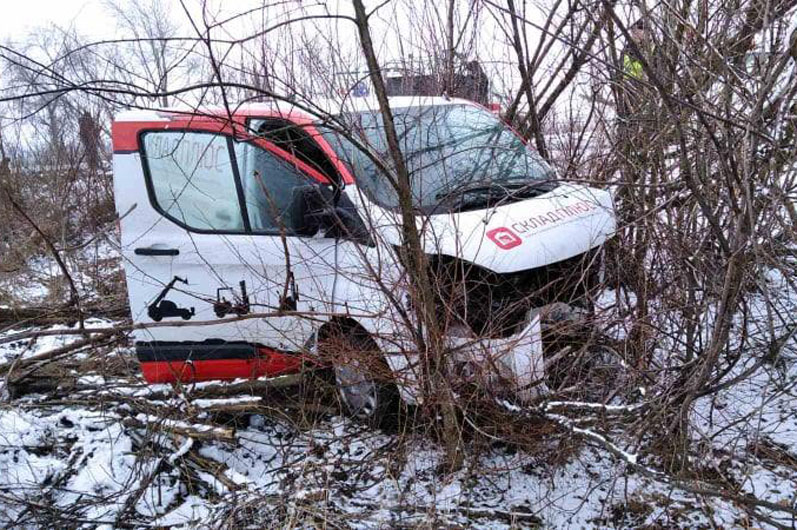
0, 395, 699, 528
0, 237, 121, 309
0, 337, 791, 528
0, 259, 796, 528
0, 388, 757, 529
0, 317, 117, 365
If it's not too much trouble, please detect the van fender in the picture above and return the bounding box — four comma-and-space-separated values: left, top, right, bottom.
310, 316, 421, 405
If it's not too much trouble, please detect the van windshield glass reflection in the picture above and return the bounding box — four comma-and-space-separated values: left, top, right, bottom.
322, 104, 556, 211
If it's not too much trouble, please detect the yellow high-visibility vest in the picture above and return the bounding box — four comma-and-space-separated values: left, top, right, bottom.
624, 54, 644, 79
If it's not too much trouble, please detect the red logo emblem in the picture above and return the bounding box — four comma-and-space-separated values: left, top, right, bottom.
486, 227, 522, 250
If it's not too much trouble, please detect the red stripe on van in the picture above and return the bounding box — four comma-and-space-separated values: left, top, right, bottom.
139, 348, 303, 384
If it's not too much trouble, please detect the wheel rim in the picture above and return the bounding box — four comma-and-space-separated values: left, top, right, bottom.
334, 361, 379, 419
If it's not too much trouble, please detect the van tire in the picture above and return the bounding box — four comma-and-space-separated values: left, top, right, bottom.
317, 324, 400, 429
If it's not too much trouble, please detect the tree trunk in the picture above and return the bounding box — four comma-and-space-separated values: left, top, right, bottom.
352, 0, 463, 471
505, 0, 549, 159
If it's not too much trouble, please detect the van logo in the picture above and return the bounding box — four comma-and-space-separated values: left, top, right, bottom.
486, 227, 522, 250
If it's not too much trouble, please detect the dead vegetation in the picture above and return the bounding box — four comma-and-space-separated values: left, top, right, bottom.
0, 0, 795, 527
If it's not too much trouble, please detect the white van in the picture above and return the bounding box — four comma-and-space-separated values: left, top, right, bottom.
112, 97, 615, 420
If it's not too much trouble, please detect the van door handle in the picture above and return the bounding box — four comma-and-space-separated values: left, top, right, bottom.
135, 247, 179, 256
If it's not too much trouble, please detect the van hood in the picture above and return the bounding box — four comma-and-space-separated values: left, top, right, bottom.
419, 184, 615, 274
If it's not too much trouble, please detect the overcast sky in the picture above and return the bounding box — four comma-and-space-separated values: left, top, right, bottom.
0, 0, 272, 43
0, 0, 112, 43
0, 1, 594, 117
0, 1, 525, 89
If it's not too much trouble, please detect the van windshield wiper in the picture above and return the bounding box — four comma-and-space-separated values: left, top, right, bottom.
434, 179, 554, 202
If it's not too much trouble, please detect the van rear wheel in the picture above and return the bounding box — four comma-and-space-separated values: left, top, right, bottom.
317, 325, 399, 429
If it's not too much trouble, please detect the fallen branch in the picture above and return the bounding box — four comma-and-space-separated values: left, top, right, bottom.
125, 414, 236, 443
0, 334, 123, 379
543, 411, 797, 523
0, 304, 128, 328
0, 308, 372, 345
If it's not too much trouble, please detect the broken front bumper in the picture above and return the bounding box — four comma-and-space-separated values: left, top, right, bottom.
446, 311, 548, 402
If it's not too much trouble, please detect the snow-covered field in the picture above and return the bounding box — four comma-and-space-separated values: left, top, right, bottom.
0, 245, 795, 528
2, 305, 796, 529
0, 369, 736, 529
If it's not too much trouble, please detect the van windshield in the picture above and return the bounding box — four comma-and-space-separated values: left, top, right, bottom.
321, 103, 556, 212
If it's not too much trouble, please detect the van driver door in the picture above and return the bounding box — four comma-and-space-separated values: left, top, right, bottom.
118, 122, 339, 379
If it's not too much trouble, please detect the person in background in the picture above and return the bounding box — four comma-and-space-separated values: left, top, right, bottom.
619, 18, 653, 121
623, 19, 647, 81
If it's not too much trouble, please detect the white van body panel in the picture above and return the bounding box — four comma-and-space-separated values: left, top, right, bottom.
112, 98, 617, 403
422, 184, 614, 273
334, 184, 598, 404
350, 183, 615, 274
115, 151, 337, 350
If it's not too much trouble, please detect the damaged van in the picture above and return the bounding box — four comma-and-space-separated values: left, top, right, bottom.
112, 96, 616, 421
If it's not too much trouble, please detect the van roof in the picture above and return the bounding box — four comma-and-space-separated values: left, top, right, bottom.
113, 96, 473, 122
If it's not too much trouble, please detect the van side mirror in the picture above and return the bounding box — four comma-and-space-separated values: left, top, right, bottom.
291, 184, 373, 245
291, 184, 335, 236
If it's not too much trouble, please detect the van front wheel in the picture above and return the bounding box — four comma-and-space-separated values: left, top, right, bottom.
318, 325, 399, 429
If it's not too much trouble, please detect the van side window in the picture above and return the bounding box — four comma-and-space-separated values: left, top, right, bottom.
234, 141, 314, 233
319, 126, 399, 207
249, 118, 339, 182
142, 132, 245, 232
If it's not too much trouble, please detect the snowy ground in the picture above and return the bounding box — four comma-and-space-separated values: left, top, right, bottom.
1, 249, 796, 528
0, 238, 122, 310
2, 315, 796, 529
